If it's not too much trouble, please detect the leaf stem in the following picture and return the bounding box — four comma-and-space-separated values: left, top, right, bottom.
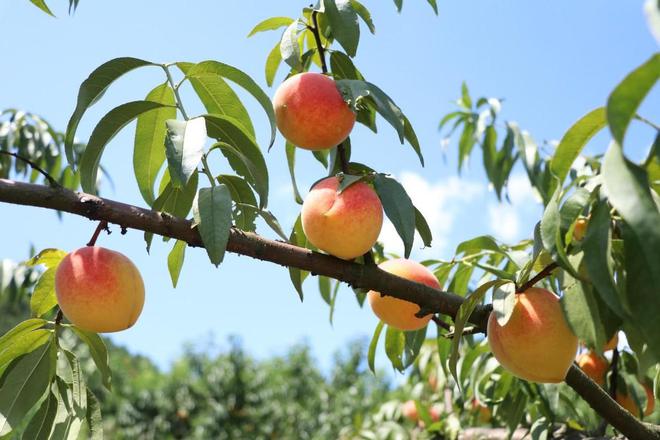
635, 114, 660, 132
517, 262, 559, 293
200, 154, 217, 187
161, 64, 189, 120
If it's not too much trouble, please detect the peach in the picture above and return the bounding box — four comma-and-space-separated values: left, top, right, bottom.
401, 400, 418, 421
55, 246, 145, 333
367, 259, 440, 331
577, 351, 608, 386
301, 176, 383, 260
273, 72, 356, 150
617, 386, 655, 418
487, 287, 578, 383
572, 217, 588, 241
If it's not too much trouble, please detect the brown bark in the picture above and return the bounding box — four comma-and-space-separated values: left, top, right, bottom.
0, 178, 658, 440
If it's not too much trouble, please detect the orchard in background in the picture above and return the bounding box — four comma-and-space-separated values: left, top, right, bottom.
0, 0, 659, 439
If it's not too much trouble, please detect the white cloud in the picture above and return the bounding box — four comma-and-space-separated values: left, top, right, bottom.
487, 173, 541, 242
378, 172, 483, 256
488, 204, 520, 242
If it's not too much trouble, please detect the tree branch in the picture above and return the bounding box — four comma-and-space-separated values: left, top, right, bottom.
1, 178, 658, 439
517, 262, 559, 293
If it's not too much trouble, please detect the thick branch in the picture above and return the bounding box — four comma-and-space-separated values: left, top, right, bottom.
0, 178, 488, 328
1, 178, 658, 439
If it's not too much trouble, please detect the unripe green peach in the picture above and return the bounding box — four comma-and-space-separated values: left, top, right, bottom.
368, 259, 440, 331
55, 246, 145, 333
487, 287, 578, 383
301, 176, 383, 260
273, 72, 356, 150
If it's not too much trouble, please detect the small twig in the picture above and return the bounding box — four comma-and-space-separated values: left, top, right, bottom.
55, 309, 63, 325
517, 262, 559, 293
87, 220, 109, 246
432, 315, 452, 331
309, 11, 329, 74
309, 10, 350, 174
161, 64, 189, 120
0, 150, 60, 187
610, 348, 620, 401
444, 325, 479, 339
200, 154, 217, 187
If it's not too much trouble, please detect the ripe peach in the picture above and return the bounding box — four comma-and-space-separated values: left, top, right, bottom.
273, 72, 356, 150
401, 400, 418, 421
577, 351, 608, 386
572, 217, 588, 241
55, 246, 145, 333
487, 288, 578, 383
367, 259, 440, 331
603, 333, 619, 352
301, 176, 383, 260
617, 386, 655, 418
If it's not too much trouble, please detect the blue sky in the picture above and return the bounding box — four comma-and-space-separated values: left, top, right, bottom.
1, 1, 658, 372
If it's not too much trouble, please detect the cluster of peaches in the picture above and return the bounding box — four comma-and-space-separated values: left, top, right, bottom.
50, 72, 654, 421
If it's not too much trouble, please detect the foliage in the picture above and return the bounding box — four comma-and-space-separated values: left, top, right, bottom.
3, 0, 660, 438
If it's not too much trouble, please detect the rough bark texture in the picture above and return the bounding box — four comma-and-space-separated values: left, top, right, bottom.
1, 178, 659, 440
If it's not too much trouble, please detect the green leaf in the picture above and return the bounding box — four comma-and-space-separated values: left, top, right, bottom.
216, 175, 258, 232
21, 390, 58, 440
154, 171, 199, 219
205, 115, 269, 209
455, 235, 502, 256
0, 319, 47, 356
621, 217, 660, 360
460, 81, 472, 109
323, 0, 360, 57
65, 57, 155, 166
384, 325, 405, 372
368, 321, 384, 373
85, 389, 103, 440
560, 263, 607, 352
414, 207, 432, 248
448, 280, 505, 388
549, 107, 606, 195
164, 118, 206, 188
30, 267, 58, 318
330, 51, 363, 80
265, 42, 283, 87
280, 19, 303, 72
177, 63, 255, 138
403, 326, 427, 368
79, 100, 171, 194
318, 276, 332, 305
29, 0, 55, 16
602, 142, 660, 290
607, 54, 660, 146
403, 115, 424, 166
582, 200, 626, 317
193, 185, 233, 266
328, 280, 341, 325
167, 240, 186, 288
0, 329, 52, 374
458, 120, 476, 171
492, 281, 516, 326
288, 216, 314, 300
337, 79, 404, 142
25, 249, 67, 269
349, 0, 375, 33
247, 16, 294, 37
70, 327, 111, 391
373, 174, 415, 258
181, 61, 276, 148
285, 142, 304, 204
426, 0, 439, 14
133, 82, 177, 205
393, 0, 403, 12
0, 340, 56, 437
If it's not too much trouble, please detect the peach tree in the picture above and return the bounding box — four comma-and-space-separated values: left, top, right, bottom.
1, 1, 659, 438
